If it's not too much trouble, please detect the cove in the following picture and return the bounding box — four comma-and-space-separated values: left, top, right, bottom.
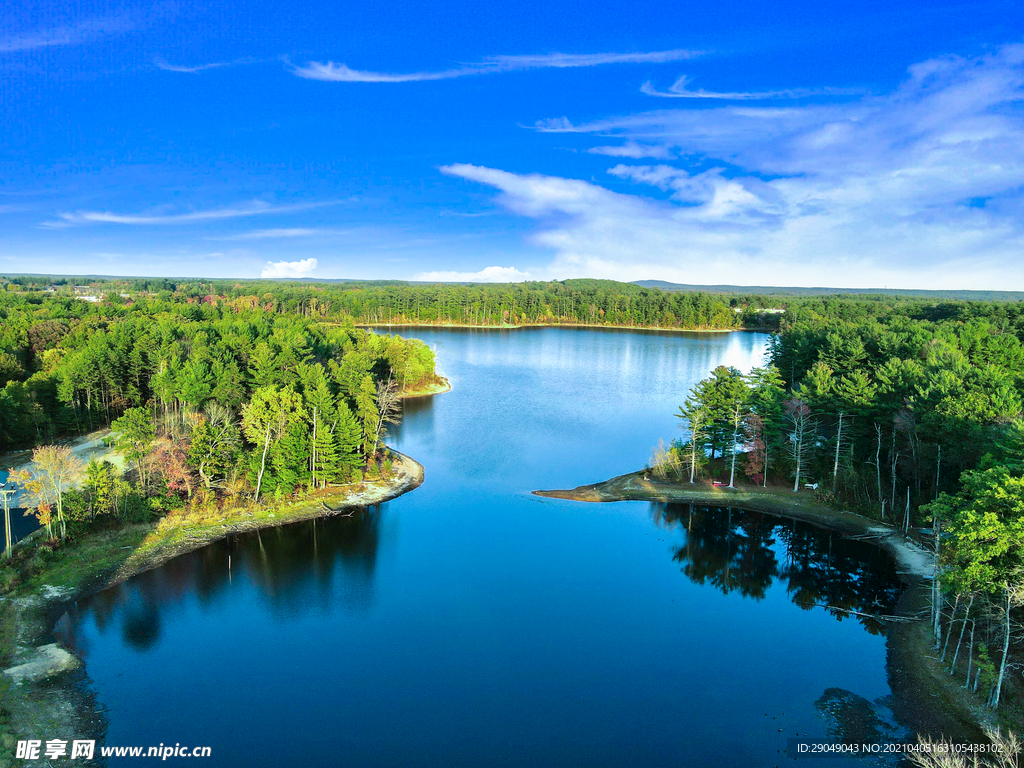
61, 328, 906, 767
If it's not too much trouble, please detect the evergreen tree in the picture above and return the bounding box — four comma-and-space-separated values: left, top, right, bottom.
334, 401, 364, 469
354, 375, 380, 458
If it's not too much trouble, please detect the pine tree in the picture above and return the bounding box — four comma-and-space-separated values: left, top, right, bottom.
312, 415, 342, 486
269, 421, 310, 495
335, 401, 364, 469
354, 375, 379, 458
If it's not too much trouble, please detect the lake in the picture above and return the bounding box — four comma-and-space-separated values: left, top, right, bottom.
61, 328, 906, 766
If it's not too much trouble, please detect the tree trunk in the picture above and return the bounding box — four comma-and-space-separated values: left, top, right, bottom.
254, 425, 271, 501
890, 438, 899, 512
941, 593, 960, 662
875, 424, 883, 517
728, 408, 740, 489
832, 412, 844, 493
964, 617, 976, 688
792, 420, 803, 493
932, 516, 942, 647
903, 486, 911, 533
950, 594, 974, 674
311, 407, 318, 490
2, 492, 11, 559
990, 586, 1012, 709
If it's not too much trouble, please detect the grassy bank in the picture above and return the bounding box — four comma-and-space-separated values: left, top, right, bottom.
401, 376, 451, 398
534, 471, 1003, 744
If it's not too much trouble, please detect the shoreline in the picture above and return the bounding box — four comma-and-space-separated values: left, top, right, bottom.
361, 321, 742, 334
401, 376, 451, 398
106, 450, 424, 594
534, 471, 993, 744
1, 450, 426, 756
8, 449, 424, 648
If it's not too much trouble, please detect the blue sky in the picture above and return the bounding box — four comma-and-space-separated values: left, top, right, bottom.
2, 0, 1024, 288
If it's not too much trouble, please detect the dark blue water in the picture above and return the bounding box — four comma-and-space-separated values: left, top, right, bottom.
63, 328, 904, 767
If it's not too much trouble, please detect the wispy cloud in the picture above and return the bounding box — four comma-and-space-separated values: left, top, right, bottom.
438, 209, 498, 218
443, 45, 1024, 290
414, 265, 531, 283
154, 56, 259, 73
290, 49, 701, 83
587, 141, 676, 160
0, 13, 141, 54
640, 75, 864, 100
209, 227, 325, 240
45, 200, 339, 228
261, 258, 318, 278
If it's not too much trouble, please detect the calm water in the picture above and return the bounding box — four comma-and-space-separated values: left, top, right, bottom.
62, 328, 905, 767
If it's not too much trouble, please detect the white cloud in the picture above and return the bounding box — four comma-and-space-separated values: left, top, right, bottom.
154, 56, 258, 73
210, 228, 324, 240
640, 75, 864, 100
441, 45, 1024, 290
414, 265, 532, 283
261, 258, 318, 278
587, 141, 676, 159
46, 200, 337, 227
290, 49, 700, 83
0, 14, 137, 53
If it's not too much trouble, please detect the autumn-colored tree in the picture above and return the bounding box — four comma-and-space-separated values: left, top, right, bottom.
743, 413, 768, 486
9, 444, 83, 539
151, 442, 198, 499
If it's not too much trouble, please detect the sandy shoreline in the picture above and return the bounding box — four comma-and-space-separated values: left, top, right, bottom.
401, 376, 451, 398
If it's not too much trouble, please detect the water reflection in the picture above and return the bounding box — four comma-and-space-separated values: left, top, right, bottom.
653, 504, 903, 634
392, 394, 436, 447
62, 506, 387, 656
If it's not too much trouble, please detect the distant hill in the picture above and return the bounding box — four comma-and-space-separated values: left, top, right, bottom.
4, 272, 1022, 301
633, 280, 1024, 301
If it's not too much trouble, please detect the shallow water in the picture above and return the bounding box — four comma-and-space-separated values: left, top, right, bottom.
63, 328, 904, 767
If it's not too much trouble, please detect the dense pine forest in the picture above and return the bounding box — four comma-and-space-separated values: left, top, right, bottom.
0, 275, 742, 332
0, 279, 442, 558
664, 295, 1024, 715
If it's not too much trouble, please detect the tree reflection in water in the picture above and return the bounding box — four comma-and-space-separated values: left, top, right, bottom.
652, 503, 903, 635
58, 504, 387, 657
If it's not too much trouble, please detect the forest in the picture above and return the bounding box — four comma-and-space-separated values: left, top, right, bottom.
0, 282, 441, 565
0, 275, 741, 330
660, 295, 1024, 715
4, 276, 1024, 720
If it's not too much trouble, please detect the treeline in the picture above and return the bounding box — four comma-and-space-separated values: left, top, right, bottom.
661, 299, 1024, 712
9, 275, 1024, 337
318, 279, 740, 329
0, 276, 740, 330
